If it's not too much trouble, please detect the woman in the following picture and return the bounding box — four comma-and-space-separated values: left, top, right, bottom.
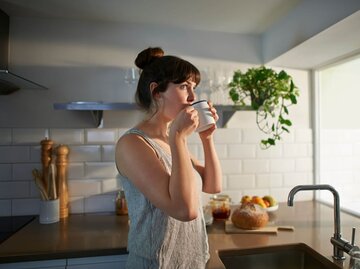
115, 47, 222, 268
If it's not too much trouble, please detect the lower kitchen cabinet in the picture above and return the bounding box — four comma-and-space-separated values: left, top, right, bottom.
0, 255, 128, 269
67, 254, 128, 269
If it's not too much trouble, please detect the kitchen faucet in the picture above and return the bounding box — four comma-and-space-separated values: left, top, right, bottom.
287, 184, 358, 260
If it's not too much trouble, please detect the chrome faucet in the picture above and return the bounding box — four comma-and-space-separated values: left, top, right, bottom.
287, 184, 357, 260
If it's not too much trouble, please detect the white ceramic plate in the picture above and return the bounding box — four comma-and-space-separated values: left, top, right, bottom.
265, 204, 279, 212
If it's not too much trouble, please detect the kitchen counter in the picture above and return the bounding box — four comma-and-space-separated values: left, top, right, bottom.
0, 213, 129, 263
0, 201, 359, 268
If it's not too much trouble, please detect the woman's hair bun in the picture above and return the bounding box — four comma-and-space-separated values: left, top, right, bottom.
135, 47, 164, 69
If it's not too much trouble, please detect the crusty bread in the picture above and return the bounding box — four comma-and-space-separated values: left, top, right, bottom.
231, 202, 269, 230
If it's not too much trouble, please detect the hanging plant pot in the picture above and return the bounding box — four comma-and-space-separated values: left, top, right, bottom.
228, 66, 299, 149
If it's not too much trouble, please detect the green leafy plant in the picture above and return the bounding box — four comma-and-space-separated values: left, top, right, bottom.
228, 66, 299, 149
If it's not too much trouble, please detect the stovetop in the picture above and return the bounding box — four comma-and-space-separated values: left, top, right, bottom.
0, 215, 35, 244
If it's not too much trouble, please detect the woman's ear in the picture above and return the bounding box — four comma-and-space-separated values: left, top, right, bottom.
150, 82, 160, 99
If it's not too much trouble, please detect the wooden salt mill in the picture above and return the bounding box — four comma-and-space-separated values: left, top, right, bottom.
40, 138, 54, 192
55, 144, 70, 218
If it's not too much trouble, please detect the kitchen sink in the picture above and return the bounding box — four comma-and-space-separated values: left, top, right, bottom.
218, 243, 340, 269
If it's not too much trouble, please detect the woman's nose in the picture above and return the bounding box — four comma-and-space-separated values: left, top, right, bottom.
188, 89, 196, 102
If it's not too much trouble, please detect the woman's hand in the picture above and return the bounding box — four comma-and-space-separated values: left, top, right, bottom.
170, 106, 199, 138
199, 101, 218, 140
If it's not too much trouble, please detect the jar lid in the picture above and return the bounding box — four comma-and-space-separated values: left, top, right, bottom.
211, 194, 231, 201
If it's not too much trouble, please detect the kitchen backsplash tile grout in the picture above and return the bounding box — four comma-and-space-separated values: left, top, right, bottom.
0, 127, 316, 216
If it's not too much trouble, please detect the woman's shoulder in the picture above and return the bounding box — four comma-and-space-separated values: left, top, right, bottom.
116, 128, 156, 155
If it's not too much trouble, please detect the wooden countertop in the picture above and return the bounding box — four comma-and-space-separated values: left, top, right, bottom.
0, 201, 359, 268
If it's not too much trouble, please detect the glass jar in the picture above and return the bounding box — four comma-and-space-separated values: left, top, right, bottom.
210, 194, 231, 220
116, 190, 128, 215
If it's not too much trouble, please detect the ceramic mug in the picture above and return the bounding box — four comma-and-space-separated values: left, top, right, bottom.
39, 199, 59, 224
191, 100, 215, 132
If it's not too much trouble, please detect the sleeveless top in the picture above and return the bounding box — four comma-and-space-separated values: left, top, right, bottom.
118, 128, 209, 269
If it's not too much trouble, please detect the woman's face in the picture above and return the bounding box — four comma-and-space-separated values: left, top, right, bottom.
158, 79, 197, 120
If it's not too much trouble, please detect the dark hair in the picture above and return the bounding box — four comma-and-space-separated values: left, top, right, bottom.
134, 47, 201, 111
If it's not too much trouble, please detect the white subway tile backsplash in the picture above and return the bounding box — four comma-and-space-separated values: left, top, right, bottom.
102, 178, 121, 193
69, 196, 85, 214
220, 160, 242, 174
0, 146, 31, 163
214, 144, 227, 159
68, 179, 101, 197
0, 129, 12, 145
1, 127, 317, 216
295, 158, 313, 172
295, 129, 312, 143
214, 129, 241, 143
256, 145, 282, 159
0, 182, 30, 198
0, 164, 12, 180
68, 163, 85, 179
12, 129, 48, 145
12, 199, 40, 216
228, 144, 256, 159
85, 162, 118, 179
86, 129, 118, 144
242, 129, 266, 144
30, 145, 41, 162
50, 129, 84, 144
12, 163, 41, 181
278, 132, 295, 144
283, 144, 308, 157
102, 145, 116, 162
0, 200, 11, 216
243, 160, 269, 173
227, 174, 255, 189
68, 145, 102, 162
283, 172, 312, 187
256, 174, 283, 188
84, 194, 116, 213
270, 159, 295, 173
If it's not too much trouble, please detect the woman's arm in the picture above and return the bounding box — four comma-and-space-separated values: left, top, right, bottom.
115, 107, 200, 222
192, 103, 222, 194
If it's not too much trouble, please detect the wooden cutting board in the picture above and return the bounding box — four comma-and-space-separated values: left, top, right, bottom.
225, 221, 294, 234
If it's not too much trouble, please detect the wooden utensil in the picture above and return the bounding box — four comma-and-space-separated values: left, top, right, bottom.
32, 169, 49, 200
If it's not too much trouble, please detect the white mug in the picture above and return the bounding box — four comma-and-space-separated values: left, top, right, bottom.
192, 100, 216, 132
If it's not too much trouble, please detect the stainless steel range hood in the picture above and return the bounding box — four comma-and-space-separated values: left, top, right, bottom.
0, 9, 47, 95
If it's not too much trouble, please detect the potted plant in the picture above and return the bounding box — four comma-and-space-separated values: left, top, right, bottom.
228, 66, 299, 149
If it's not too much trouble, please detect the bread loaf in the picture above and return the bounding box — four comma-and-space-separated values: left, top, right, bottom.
231, 202, 269, 230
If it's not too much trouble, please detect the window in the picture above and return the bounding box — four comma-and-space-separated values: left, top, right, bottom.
315, 55, 360, 216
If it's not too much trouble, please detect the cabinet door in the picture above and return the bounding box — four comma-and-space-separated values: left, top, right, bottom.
0, 259, 66, 269
66, 254, 128, 269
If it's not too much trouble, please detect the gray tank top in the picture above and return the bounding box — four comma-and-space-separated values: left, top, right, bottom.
118, 128, 209, 269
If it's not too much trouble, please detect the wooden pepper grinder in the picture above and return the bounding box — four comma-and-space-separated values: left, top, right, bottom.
40, 138, 54, 193
55, 144, 70, 218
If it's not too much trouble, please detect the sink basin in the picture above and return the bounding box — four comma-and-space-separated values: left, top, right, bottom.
218, 243, 340, 269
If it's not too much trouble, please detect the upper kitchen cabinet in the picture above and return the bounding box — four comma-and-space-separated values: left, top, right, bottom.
0, 0, 359, 128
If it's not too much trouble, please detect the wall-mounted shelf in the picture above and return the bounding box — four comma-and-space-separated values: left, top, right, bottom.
53, 102, 253, 127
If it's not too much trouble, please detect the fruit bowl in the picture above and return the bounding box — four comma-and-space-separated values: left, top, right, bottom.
264, 204, 279, 212
240, 195, 278, 212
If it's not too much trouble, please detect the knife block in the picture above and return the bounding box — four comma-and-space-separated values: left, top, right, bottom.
55, 144, 70, 219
